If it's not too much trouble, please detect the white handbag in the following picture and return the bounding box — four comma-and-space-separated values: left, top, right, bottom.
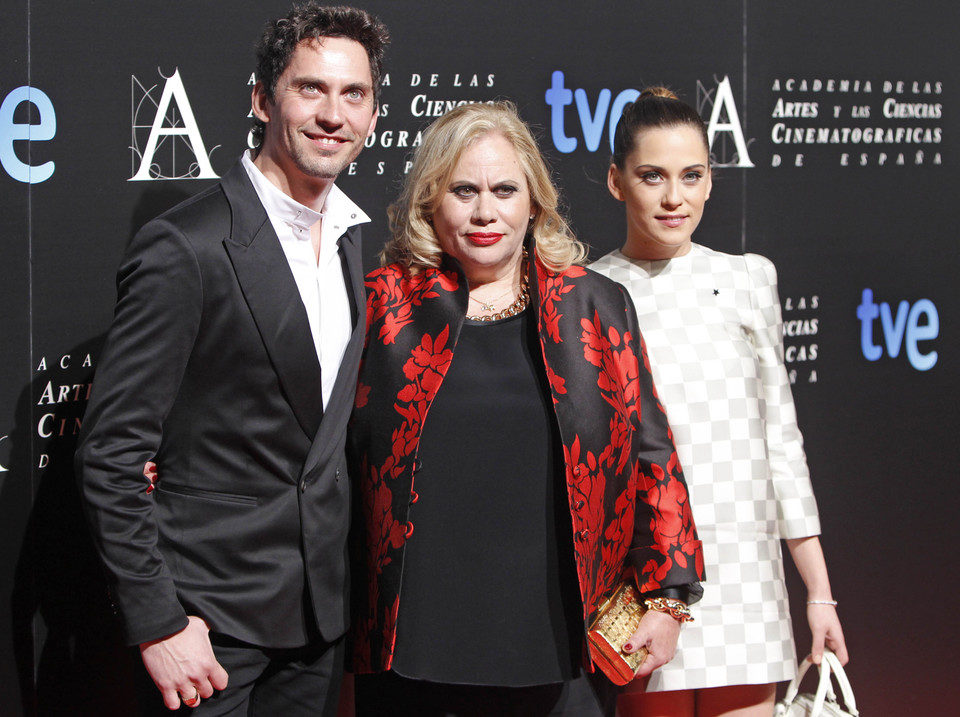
775, 649, 859, 717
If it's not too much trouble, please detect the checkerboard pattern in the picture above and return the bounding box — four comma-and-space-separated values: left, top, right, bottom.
591, 245, 821, 690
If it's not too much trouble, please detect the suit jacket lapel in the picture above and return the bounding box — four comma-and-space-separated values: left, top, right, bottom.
302, 224, 365, 475
220, 163, 324, 439
339, 225, 364, 331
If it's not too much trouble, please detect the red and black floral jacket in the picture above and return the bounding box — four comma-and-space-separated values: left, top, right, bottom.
349, 253, 704, 673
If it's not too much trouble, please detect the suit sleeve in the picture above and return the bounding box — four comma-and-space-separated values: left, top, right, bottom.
619, 287, 705, 603
745, 254, 821, 539
75, 218, 203, 645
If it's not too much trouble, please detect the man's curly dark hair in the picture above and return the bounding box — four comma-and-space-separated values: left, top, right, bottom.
252, 3, 389, 145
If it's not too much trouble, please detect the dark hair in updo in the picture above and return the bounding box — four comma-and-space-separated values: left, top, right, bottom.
611, 87, 709, 168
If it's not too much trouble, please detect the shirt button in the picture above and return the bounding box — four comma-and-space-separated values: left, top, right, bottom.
335, 469, 341, 481
573, 466, 582, 476
575, 500, 585, 510
578, 529, 589, 540
300, 479, 307, 493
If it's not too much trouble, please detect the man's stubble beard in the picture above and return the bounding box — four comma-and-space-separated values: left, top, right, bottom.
287, 129, 363, 180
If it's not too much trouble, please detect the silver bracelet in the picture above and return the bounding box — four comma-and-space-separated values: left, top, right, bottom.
807, 599, 838, 606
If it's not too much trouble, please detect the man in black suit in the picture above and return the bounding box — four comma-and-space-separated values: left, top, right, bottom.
75, 4, 388, 714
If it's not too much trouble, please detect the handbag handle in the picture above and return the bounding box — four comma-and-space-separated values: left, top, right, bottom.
781, 654, 815, 705
781, 649, 859, 716
820, 650, 858, 715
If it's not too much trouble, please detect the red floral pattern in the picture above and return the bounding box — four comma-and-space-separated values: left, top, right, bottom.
563, 435, 635, 614
580, 311, 640, 473
349, 257, 703, 674
365, 266, 460, 345
544, 362, 566, 398
537, 262, 586, 343
393, 327, 454, 458
352, 455, 406, 672
354, 381, 371, 409
635, 453, 703, 590
350, 265, 466, 673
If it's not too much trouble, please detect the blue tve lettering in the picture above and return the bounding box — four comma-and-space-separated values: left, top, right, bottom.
0, 86, 56, 183
857, 288, 939, 370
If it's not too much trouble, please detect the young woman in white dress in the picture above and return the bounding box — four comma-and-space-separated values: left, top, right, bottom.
590, 88, 848, 717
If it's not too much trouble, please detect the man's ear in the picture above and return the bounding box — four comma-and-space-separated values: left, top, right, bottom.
251, 82, 271, 124
607, 164, 625, 202
366, 103, 379, 138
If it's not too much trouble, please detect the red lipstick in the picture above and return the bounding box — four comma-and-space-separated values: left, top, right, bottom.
466, 232, 503, 247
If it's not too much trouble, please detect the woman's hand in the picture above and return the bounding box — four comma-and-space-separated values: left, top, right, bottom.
786, 536, 849, 666
144, 460, 158, 492
623, 609, 681, 677
807, 602, 848, 665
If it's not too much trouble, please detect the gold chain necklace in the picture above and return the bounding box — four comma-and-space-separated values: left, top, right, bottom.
468, 287, 514, 313
465, 273, 530, 322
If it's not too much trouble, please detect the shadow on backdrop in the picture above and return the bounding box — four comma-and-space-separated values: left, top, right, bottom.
9, 186, 196, 716
9, 333, 139, 716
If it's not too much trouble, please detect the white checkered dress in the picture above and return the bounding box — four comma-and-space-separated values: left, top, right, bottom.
591, 245, 821, 690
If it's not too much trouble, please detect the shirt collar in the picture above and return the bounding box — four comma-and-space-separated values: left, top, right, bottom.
318, 182, 371, 245
240, 150, 370, 237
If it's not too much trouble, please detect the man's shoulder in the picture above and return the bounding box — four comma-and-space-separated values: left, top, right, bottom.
149, 181, 232, 238
141, 160, 261, 242
123, 177, 244, 266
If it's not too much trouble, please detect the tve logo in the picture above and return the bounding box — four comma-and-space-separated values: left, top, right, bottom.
544, 72, 753, 167
0, 86, 56, 183
857, 289, 939, 371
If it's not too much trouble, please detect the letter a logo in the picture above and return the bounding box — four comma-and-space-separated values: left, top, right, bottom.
130, 69, 219, 180
700, 76, 755, 168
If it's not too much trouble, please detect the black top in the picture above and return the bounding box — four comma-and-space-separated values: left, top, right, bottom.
391, 308, 583, 686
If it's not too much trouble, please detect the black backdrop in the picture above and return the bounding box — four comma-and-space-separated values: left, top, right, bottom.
2, 1, 956, 713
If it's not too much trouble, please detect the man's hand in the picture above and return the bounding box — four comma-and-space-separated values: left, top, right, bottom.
623, 609, 682, 678
140, 616, 229, 710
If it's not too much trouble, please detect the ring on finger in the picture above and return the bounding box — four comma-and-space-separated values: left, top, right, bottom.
182, 687, 201, 707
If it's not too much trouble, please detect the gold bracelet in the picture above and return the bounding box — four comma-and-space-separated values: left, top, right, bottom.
644, 597, 694, 623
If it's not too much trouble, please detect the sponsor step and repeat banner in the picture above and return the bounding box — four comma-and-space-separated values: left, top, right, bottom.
1, 1, 955, 713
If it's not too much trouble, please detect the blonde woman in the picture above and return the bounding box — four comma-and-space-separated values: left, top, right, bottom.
349, 102, 704, 715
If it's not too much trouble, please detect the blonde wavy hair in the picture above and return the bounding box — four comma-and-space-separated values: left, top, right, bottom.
381, 101, 588, 272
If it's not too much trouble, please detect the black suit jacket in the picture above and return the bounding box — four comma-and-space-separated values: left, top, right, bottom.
76, 160, 366, 648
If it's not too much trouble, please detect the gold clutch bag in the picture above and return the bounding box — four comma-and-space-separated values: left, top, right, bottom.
587, 581, 648, 686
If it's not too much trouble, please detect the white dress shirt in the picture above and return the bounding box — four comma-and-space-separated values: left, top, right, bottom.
241, 150, 369, 409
